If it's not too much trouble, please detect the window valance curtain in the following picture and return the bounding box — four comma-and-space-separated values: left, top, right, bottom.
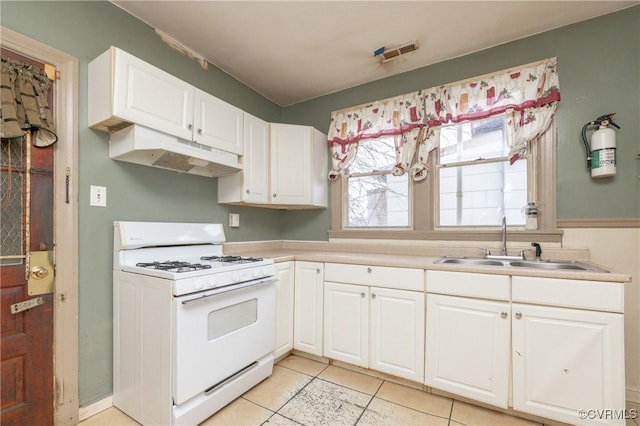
328, 58, 560, 181
1, 56, 57, 146
327, 91, 426, 180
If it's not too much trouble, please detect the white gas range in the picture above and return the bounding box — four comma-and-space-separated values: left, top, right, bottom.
112, 221, 276, 426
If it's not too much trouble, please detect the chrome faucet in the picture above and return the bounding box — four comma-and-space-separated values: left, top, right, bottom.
501, 216, 507, 256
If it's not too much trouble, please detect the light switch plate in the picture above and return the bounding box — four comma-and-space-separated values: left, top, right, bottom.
229, 213, 240, 228
90, 185, 107, 207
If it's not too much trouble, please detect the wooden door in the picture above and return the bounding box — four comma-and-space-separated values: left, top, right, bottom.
1, 50, 55, 426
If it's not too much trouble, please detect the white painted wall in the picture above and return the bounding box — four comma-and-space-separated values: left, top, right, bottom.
562, 228, 640, 403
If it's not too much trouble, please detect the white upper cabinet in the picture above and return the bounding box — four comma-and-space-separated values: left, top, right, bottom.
89, 47, 243, 155
269, 123, 328, 208
193, 90, 244, 155
89, 47, 193, 138
218, 122, 328, 209
218, 113, 269, 204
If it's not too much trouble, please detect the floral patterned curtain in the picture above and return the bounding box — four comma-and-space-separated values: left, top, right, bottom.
1, 57, 57, 146
327, 91, 426, 180
413, 58, 560, 176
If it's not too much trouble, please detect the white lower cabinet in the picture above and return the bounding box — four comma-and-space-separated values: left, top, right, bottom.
511, 303, 625, 425
425, 293, 510, 408
369, 287, 425, 381
324, 282, 369, 367
323, 263, 425, 382
274, 262, 294, 359
426, 271, 626, 426
293, 261, 324, 356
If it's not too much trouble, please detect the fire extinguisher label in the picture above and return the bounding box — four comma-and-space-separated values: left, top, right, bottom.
591, 148, 616, 169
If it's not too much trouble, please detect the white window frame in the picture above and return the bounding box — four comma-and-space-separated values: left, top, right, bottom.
433, 115, 536, 230
329, 120, 559, 243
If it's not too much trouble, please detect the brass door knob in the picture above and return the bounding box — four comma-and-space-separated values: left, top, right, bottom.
31, 266, 49, 280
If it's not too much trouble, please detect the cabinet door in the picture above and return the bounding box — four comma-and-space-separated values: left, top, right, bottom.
242, 114, 269, 203
270, 124, 311, 205
274, 262, 294, 359
194, 90, 244, 154
293, 262, 323, 356
112, 48, 193, 139
512, 304, 625, 425
323, 282, 368, 367
370, 288, 424, 382
425, 294, 510, 408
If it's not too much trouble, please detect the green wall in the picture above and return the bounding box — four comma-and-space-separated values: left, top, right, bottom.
282, 6, 640, 239
2, 0, 638, 407
1, 0, 287, 406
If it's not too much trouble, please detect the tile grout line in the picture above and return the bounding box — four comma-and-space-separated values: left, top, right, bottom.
352, 378, 386, 425
257, 361, 331, 425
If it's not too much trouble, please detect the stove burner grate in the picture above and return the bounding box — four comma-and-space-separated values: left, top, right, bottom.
136, 261, 212, 273
200, 255, 263, 263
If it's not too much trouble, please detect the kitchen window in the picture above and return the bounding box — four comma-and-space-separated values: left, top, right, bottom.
344, 137, 410, 228
328, 58, 560, 242
436, 115, 529, 227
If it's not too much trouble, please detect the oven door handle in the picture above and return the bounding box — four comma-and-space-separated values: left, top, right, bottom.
180, 277, 277, 305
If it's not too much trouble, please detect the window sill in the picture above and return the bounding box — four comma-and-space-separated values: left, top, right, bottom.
328, 229, 563, 243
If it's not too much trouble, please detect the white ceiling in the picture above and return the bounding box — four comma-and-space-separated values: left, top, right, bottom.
111, 1, 638, 107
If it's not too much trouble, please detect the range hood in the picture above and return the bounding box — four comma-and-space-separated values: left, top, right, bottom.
109, 125, 242, 177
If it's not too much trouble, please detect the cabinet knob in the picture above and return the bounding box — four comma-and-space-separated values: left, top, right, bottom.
273, 193, 277, 198
188, 124, 193, 130
501, 312, 508, 319
515, 312, 522, 319
367, 267, 372, 273
197, 128, 202, 134
246, 189, 250, 194
361, 292, 365, 298
371, 293, 376, 299
316, 268, 320, 274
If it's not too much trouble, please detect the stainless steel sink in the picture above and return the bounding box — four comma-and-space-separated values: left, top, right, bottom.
437, 257, 506, 267
508, 260, 608, 273
435, 257, 608, 273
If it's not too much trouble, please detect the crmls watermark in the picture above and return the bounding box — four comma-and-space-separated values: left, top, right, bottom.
577, 408, 638, 420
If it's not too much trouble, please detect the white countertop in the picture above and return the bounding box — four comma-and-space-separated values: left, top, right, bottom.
224, 246, 631, 283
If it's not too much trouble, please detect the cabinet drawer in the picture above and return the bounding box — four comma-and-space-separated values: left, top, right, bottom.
512, 276, 624, 312
426, 270, 510, 300
324, 263, 424, 291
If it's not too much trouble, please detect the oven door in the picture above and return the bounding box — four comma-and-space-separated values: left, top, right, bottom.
172, 278, 276, 405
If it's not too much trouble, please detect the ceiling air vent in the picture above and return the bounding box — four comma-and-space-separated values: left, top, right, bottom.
374, 41, 420, 63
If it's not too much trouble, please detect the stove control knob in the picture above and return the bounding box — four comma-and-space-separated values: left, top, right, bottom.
193, 279, 205, 290
208, 278, 217, 288
253, 270, 262, 278
232, 273, 241, 282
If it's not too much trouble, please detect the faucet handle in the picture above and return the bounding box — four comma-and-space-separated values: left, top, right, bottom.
481, 248, 491, 258
531, 242, 542, 260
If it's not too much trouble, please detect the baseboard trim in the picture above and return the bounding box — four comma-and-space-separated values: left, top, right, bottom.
78, 396, 113, 422
627, 386, 640, 404
558, 217, 640, 228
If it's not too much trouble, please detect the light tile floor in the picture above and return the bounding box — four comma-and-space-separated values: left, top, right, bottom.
80, 355, 640, 426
